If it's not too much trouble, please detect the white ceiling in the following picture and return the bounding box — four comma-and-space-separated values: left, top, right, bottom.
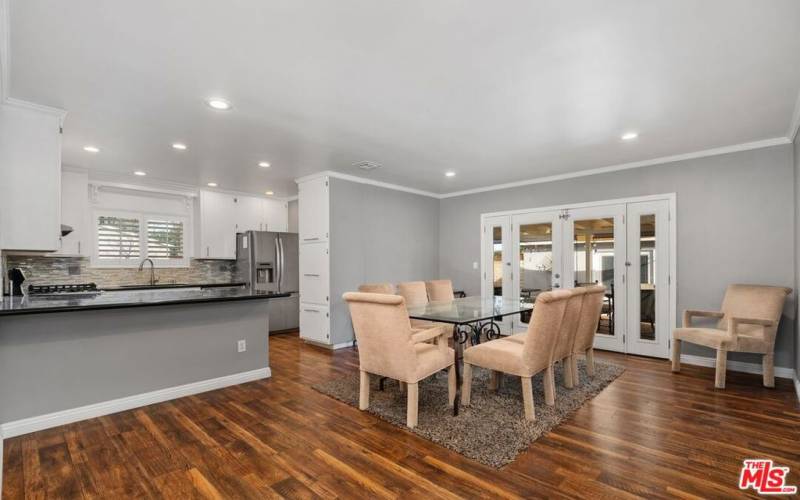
7, 0, 800, 197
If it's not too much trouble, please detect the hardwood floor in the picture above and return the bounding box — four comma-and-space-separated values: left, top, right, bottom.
3, 332, 799, 499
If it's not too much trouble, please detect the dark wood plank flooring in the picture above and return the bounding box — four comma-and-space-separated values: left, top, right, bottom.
3, 332, 799, 498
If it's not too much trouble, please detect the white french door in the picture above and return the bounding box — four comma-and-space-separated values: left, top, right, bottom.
482, 215, 513, 334
481, 196, 674, 358
562, 204, 627, 352
625, 201, 671, 357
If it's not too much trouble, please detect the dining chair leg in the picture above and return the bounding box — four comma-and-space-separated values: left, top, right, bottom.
447, 365, 456, 407
489, 370, 500, 391
407, 383, 419, 428
563, 356, 574, 389
571, 355, 580, 386
461, 363, 473, 406
544, 366, 555, 406
715, 349, 727, 389
359, 370, 370, 410
586, 348, 595, 377
763, 353, 775, 388
671, 339, 681, 372
521, 376, 535, 421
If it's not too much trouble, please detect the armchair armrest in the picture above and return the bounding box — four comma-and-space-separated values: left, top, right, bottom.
412, 326, 448, 346
683, 309, 724, 327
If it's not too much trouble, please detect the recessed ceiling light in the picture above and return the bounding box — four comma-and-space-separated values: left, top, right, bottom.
265, 191, 274, 195
207, 182, 218, 187
172, 143, 187, 150
445, 171, 456, 177
83, 145, 100, 153
621, 132, 639, 140
133, 171, 147, 176
206, 98, 231, 110
258, 161, 271, 168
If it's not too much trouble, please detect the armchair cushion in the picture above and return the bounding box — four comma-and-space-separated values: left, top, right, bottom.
672, 327, 731, 349
464, 339, 535, 377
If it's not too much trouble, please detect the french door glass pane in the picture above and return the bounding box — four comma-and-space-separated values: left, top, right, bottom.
492, 226, 503, 298
573, 217, 615, 336
639, 214, 656, 341
518, 222, 553, 324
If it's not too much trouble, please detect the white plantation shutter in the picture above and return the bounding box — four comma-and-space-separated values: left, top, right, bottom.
94, 211, 189, 267
147, 219, 184, 260
97, 215, 141, 261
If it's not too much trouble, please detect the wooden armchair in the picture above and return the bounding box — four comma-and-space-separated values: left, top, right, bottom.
343, 292, 455, 428
671, 284, 791, 388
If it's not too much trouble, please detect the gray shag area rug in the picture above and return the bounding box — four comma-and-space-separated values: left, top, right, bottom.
313, 359, 624, 468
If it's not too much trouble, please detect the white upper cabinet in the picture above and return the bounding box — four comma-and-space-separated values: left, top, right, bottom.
263, 198, 288, 232
198, 190, 237, 259
298, 176, 329, 243
196, 190, 289, 259
51, 170, 89, 256
0, 103, 64, 251
236, 195, 264, 232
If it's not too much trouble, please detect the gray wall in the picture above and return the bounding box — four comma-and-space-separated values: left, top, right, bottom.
288, 199, 299, 233
795, 131, 800, 374
0, 300, 270, 422
439, 144, 796, 369
330, 178, 440, 344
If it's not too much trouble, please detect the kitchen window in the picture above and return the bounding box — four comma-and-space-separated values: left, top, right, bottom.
92, 210, 189, 267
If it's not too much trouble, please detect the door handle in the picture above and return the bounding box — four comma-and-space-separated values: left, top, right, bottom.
553, 283, 561, 288
304, 273, 320, 277
303, 237, 319, 241
304, 309, 320, 313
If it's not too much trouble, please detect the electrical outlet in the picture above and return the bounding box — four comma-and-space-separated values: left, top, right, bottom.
237, 340, 246, 353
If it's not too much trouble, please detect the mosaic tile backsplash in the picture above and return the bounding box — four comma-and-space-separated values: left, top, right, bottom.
4, 255, 237, 288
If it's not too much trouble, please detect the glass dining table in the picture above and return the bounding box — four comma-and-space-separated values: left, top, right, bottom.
406, 296, 533, 415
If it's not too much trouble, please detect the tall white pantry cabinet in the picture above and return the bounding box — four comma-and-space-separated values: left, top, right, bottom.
297, 175, 334, 346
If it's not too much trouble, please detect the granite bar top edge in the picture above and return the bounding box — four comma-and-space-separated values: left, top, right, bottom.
0, 289, 289, 316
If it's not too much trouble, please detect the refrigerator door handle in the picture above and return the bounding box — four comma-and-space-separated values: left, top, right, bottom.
279, 235, 285, 291
274, 236, 281, 289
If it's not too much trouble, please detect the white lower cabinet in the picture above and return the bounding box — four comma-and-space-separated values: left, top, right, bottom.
299, 242, 329, 305
299, 304, 330, 343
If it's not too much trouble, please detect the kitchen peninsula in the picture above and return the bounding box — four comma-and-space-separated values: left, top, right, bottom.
0, 287, 285, 437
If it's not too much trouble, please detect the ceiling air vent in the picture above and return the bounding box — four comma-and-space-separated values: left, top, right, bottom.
353, 161, 382, 172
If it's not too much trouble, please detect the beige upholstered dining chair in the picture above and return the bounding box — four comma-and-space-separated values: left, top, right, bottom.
343, 292, 455, 428
425, 280, 455, 302
358, 282, 395, 294
671, 284, 791, 389
570, 285, 606, 385
506, 287, 586, 395
397, 281, 439, 330
461, 289, 571, 420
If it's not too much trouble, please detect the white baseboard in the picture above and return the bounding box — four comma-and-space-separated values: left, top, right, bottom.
0, 367, 271, 439
680, 354, 793, 379
302, 338, 355, 350
794, 372, 800, 403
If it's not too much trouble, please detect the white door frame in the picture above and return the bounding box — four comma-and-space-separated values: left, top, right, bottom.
480, 193, 677, 358
481, 215, 513, 333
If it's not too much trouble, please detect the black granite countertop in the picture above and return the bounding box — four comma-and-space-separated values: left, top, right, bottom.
0, 288, 288, 316
99, 282, 247, 291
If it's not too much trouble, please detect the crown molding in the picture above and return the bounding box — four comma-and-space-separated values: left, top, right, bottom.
4, 97, 67, 120
295, 170, 440, 198
788, 88, 800, 142
439, 136, 790, 199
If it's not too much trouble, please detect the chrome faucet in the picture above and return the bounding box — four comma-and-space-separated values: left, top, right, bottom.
138, 258, 157, 286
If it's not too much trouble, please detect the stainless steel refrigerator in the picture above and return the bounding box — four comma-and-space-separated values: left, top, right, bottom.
236, 230, 299, 332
